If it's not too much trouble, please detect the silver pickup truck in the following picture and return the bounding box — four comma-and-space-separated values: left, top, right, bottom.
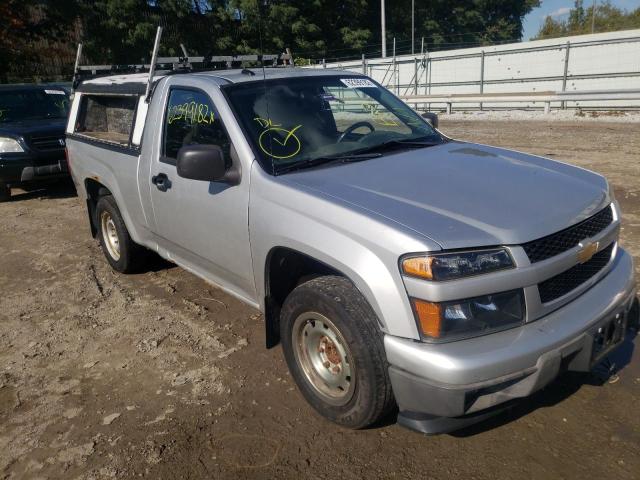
66, 68, 638, 434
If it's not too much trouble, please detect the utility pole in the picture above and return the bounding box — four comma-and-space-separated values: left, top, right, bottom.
411, 0, 415, 55
591, 0, 597, 34
381, 0, 387, 58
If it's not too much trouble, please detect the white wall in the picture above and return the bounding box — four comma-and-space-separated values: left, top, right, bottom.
310, 29, 640, 109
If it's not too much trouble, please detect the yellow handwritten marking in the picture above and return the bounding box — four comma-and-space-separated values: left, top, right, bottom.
273, 124, 302, 146
168, 102, 215, 125
253, 117, 281, 128
362, 103, 399, 127
254, 118, 302, 159
393, 110, 426, 128
258, 125, 302, 159
376, 118, 399, 127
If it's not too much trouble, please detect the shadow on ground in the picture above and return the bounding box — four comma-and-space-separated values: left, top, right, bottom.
8, 179, 77, 202
451, 329, 637, 437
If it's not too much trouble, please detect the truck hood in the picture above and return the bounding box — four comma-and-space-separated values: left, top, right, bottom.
284, 141, 610, 249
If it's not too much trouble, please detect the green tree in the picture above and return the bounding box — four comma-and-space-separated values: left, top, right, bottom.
385, 0, 540, 54
223, 0, 374, 59
568, 0, 586, 31
77, 0, 198, 63
2, 0, 548, 83
535, 0, 640, 39
0, 0, 77, 82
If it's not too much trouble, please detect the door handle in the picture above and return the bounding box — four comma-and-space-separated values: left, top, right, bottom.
151, 173, 172, 192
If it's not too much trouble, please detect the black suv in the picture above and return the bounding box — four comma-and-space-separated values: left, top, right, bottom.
0, 85, 70, 201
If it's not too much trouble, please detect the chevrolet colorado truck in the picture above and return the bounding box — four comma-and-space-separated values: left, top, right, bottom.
0, 85, 70, 201
65, 68, 638, 434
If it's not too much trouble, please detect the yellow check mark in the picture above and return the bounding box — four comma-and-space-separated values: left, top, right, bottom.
273, 125, 302, 146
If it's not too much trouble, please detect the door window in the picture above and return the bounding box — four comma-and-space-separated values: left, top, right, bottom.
163, 88, 231, 164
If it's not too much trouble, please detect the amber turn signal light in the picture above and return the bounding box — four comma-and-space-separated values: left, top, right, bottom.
402, 256, 434, 280
412, 299, 442, 338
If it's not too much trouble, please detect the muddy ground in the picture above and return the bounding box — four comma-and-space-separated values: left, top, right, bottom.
1, 119, 639, 479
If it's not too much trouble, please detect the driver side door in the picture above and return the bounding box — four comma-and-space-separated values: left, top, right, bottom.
148, 85, 255, 302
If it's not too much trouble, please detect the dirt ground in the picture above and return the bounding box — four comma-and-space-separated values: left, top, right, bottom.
1, 119, 639, 480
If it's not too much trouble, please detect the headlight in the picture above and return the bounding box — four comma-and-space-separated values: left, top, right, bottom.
412, 290, 525, 342
401, 248, 514, 281
0, 137, 24, 153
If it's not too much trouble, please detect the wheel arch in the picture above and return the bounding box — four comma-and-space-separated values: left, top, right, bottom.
81, 175, 144, 246
263, 246, 383, 348
84, 177, 113, 238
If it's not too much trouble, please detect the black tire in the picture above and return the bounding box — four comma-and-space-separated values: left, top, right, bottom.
0, 182, 10, 202
280, 275, 395, 429
95, 195, 145, 273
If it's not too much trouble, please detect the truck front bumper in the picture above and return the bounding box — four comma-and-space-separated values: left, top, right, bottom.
385, 247, 637, 434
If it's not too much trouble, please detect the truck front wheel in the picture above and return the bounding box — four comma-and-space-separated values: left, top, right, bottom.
95, 195, 144, 273
280, 276, 395, 429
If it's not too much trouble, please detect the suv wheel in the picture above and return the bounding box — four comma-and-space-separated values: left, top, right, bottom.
0, 183, 10, 202
280, 276, 395, 429
95, 195, 145, 273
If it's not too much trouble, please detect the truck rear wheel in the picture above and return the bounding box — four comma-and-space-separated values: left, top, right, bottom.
280, 276, 395, 429
95, 195, 144, 273
0, 182, 10, 202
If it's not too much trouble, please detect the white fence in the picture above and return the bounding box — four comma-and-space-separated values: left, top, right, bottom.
309, 29, 640, 111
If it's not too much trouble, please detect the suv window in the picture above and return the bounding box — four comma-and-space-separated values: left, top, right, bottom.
76, 95, 137, 146
163, 88, 231, 163
0, 88, 69, 123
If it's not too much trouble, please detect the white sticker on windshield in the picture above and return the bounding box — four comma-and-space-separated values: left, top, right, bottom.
340, 78, 376, 89
45, 89, 66, 95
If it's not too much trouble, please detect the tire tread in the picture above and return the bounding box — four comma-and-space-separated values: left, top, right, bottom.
280, 275, 395, 428
96, 195, 145, 273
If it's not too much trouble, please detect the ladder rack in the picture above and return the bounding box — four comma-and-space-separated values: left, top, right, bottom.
72, 26, 294, 99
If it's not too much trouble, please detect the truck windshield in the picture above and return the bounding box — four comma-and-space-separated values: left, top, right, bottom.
0, 88, 69, 123
223, 76, 443, 174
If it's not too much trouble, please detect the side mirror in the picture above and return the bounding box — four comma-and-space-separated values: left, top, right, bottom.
176, 144, 239, 184
421, 112, 439, 129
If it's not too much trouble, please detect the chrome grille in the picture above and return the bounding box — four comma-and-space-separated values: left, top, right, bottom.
29, 135, 65, 152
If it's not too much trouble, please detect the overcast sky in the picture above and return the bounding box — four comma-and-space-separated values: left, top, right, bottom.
522, 0, 640, 40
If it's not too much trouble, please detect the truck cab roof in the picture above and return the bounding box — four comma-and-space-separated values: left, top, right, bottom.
76, 68, 357, 95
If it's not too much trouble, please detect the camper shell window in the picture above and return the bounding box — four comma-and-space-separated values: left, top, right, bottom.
76, 95, 138, 147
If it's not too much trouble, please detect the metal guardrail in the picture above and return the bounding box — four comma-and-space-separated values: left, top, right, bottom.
399, 89, 640, 113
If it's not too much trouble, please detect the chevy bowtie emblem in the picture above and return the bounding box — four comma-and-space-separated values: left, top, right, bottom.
577, 241, 599, 263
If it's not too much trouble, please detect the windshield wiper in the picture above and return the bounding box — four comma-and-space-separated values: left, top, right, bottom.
275, 152, 382, 175
273, 136, 445, 175
390, 138, 443, 146
374, 136, 443, 148
341, 136, 444, 157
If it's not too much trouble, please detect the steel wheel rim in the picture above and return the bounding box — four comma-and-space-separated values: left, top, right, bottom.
100, 211, 120, 261
292, 312, 355, 406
